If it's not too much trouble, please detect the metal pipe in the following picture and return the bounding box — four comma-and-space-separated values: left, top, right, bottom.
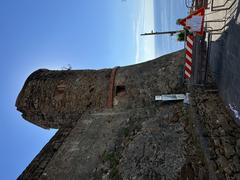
204, 33, 212, 83
140, 30, 182, 36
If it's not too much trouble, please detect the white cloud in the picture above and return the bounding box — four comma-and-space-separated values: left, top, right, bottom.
134, 0, 156, 63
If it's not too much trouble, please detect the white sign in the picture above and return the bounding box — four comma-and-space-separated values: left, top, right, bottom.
186, 15, 203, 32
155, 94, 186, 101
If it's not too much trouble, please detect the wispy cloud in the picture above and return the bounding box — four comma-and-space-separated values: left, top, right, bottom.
134, 0, 156, 63
154, 0, 186, 58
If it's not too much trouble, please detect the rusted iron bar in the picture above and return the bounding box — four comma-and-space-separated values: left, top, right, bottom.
106, 66, 119, 108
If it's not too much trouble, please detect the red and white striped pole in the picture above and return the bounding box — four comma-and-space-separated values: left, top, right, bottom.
184, 35, 193, 79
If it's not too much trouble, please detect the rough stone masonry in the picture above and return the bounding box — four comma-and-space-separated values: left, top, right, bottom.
16, 50, 211, 180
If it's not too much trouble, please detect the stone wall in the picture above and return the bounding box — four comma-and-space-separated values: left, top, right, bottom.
18, 126, 73, 179
192, 88, 240, 180
17, 50, 211, 179
16, 69, 111, 129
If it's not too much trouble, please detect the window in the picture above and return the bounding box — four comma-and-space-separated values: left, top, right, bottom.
115, 85, 126, 96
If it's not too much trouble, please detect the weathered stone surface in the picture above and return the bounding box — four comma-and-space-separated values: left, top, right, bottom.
17, 50, 196, 179
18, 127, 73, 179
16, 69, 112, 129
120, 116, 186, 179
223, 143, 235, 159
18, 49, 239, 180
191, 87, 240, 180
236, 139, 240, 154
235, 173, 240, 180
232, 155, 240, 173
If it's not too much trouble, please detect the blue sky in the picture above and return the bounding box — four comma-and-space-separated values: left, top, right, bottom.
0, 0, 187, 179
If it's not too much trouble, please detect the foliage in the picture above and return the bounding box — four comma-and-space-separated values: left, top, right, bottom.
102, 151, 120, 178
122, 127, 130, 137
176, 18, 182, 25
177, 29, 192, 42
177, 31, 185, 41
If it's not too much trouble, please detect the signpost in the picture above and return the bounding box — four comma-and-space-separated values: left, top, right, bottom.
179, 7, 205, 35
178, 7, 205, 80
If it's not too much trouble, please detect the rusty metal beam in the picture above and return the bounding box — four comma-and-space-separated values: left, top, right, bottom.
106, 66, 119, 108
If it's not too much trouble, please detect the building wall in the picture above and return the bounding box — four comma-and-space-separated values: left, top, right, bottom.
209, 10, 240, 125
17, 50, 197, 179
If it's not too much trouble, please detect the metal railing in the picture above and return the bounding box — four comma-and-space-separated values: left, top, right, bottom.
211, 0, 237, 11
183, 0, 238, 84
203, 0, 238, 83
205, 0, 238, 33
204, 32, 212, 82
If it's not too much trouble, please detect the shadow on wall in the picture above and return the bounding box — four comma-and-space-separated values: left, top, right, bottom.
209, 1, 240, 125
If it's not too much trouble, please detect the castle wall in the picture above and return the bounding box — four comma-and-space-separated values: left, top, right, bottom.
17, 50, 198, 179
16, 69, 111, 129
18, 127, 73, 179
